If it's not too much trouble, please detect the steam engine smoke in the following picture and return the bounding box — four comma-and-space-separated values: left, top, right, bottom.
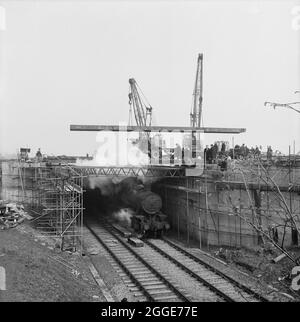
84, 175, 159, 225
112, 208, 134, 227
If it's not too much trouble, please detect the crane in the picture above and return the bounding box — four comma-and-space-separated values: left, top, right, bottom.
128, 78, 154, 158
128, 78, 153, 127
190, 53, 204, 128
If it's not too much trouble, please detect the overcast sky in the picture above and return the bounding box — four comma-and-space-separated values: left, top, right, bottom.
0, 0, 299, 156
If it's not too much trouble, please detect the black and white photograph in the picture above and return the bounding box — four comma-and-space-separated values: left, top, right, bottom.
0, 0, 300, 308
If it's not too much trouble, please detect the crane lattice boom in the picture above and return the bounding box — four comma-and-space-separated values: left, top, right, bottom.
128, 78, 152, 127
190, 53, 203, 128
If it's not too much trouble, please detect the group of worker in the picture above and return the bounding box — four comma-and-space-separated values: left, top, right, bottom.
204, 143, 274, 170
231, 144, 263, 159
232, 144, 273, 160
204, 142, 227, 164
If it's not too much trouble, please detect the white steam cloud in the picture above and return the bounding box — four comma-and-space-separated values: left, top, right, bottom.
76, 131, 149, 167
112, 208, 134, 227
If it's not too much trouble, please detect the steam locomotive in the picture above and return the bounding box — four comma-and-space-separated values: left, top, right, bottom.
117, 177, 170, 237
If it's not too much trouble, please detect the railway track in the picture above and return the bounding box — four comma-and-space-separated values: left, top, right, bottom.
86, 219, 269, 302
144, 238, 269, 302
85, 220, 190, 302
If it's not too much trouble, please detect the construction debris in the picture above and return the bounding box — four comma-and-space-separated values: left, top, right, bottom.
272, 253, 287, 263
0, 202, 31, 230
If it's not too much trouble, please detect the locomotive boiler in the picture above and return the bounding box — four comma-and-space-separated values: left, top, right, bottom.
116, 177, 170, 237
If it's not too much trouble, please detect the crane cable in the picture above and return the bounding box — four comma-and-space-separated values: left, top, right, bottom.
135, 81, 153, 126
136, 81, 152, 109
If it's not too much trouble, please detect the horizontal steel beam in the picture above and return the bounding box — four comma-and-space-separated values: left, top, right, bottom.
71, 165, 186, 177
70, 124, 246, 134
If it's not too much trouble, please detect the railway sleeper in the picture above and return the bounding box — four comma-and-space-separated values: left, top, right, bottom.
128, 266, 149, 270
112, 250, 131, 255
113, 255, 132, 260
142, 280, 170, 285
133, 270, 152, 275
120, 260, 140, 265
125, 265, 148, 270
138, 279, 161, 284
149, 289, 174, 295
120, 257, 140, 262
154, 295, 179, 301
144, 284, 170, 290
136, 276, 154, 281
129, 270, 150, 275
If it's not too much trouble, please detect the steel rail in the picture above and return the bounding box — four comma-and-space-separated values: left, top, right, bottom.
162, 237, 269, 302
86, 223, 155, 301
144, 239, 235, 302
86, 222, 190, 302
101, 222, 191, 302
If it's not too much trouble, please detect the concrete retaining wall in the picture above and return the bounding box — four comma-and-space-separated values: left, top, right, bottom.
154, 166, 300, 249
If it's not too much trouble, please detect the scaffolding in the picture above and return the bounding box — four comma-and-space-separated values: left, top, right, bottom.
16, 161, 84, 252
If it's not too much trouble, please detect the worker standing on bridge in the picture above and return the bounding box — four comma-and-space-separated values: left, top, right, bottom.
204, 145, 209, 167
267, 146, 273, 161
207, 145, 213, 164
175, 143, 182, 165
255, 146, 260, 158
212, 143, 218, 163
35, 148, 42, 162
221, 142, 226, 154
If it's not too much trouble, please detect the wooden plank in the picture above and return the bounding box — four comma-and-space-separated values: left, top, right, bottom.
112, 223, 132, 238
70, 124, 246, 134
272, 253, 287, 263
0, 266, 6, 291
128, 237, 144, 247
86, 259, 115, 302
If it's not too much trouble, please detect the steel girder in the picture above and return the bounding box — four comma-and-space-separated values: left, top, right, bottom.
71, 166, 186, 177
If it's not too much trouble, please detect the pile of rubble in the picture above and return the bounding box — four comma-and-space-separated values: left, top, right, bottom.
0, 202, 31, 230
